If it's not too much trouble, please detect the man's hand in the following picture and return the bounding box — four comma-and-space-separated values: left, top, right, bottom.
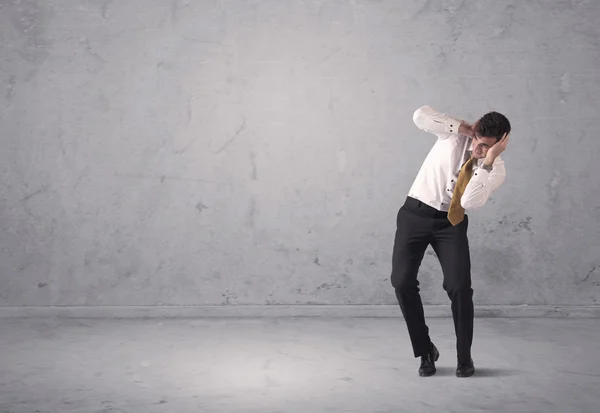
485, 132, 510, 164
458, 122, 475, 137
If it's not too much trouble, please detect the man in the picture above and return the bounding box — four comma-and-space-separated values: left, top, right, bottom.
390, 105, 511, 378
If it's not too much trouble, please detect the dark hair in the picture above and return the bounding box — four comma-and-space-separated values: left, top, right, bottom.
475, 112, 511, 141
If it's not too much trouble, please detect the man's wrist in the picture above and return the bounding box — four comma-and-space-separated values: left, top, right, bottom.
458, 122, 472, 136
483, 155, 495, 167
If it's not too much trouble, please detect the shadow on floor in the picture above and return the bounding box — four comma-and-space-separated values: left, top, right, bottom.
435, 367, 516, 377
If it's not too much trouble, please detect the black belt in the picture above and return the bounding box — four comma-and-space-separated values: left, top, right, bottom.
404, 197, 448, 218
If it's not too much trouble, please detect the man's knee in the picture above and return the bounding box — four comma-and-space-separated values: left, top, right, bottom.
391, 267, 418, 291
445, 283, 473, 298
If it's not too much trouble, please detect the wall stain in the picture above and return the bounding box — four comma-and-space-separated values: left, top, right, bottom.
84, 253, 92, 268
100, 0, 113, 19
547, 171, 560, 202
490, 3, 516, 38
316, 274, 351, 291
559, 72, 571, 103
245, 197, 256, 227
273, 243, 291, 256
214, 118, 246, 154
37, 282, 48, 288
175, 133, 198, 154
580, 264, 599, 284
513, 216, 533, 233
195, 201, 208, 213
55, 127, 76, 170
5, 0, 51, 79
19, 185, 49, 203
4, 75, 16, 101
171, 0, 181, 23
221, 290, 237, 304
530, 135, 538, 153
79, 36, 106, 69
317, 282, 339, 290
250, 151, 258, 180
497, 216, 534, 234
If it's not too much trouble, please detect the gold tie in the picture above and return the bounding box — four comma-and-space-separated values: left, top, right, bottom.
447, 157, 474, 226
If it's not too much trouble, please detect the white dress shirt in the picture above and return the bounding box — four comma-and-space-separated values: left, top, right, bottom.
407, 105, 506, 212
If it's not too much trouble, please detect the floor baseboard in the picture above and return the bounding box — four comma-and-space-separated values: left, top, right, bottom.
1, 305, 599, 318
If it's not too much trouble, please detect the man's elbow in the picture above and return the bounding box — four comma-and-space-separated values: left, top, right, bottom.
461, 197, 485, 211
412, 105, 430, 127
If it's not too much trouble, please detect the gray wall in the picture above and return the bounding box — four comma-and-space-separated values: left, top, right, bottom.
1, 0, 599, 308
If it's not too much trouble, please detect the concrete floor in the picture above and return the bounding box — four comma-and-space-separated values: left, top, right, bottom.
1, 317, 599, 413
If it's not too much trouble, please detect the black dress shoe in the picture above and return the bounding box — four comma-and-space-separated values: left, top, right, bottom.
418, 343, 439, 377
456, 358, 475, 377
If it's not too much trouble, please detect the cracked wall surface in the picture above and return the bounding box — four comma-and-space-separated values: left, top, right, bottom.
1, 0, 599, 306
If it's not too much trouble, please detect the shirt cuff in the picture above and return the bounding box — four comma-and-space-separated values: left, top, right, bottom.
444, 117, 461, 134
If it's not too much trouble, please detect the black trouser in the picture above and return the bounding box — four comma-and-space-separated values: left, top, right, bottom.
390, 197, 474, 364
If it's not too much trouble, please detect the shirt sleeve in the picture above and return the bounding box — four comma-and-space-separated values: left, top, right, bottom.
412, 105, 463, 138
461, 158, 506, 210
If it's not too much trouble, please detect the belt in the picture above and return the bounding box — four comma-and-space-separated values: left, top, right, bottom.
404, 197, 448, 218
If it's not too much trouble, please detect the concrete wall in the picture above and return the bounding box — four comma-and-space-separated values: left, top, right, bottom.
1, 0, 599, 308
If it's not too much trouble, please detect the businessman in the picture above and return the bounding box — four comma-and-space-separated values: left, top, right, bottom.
391, 105, 511, 377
